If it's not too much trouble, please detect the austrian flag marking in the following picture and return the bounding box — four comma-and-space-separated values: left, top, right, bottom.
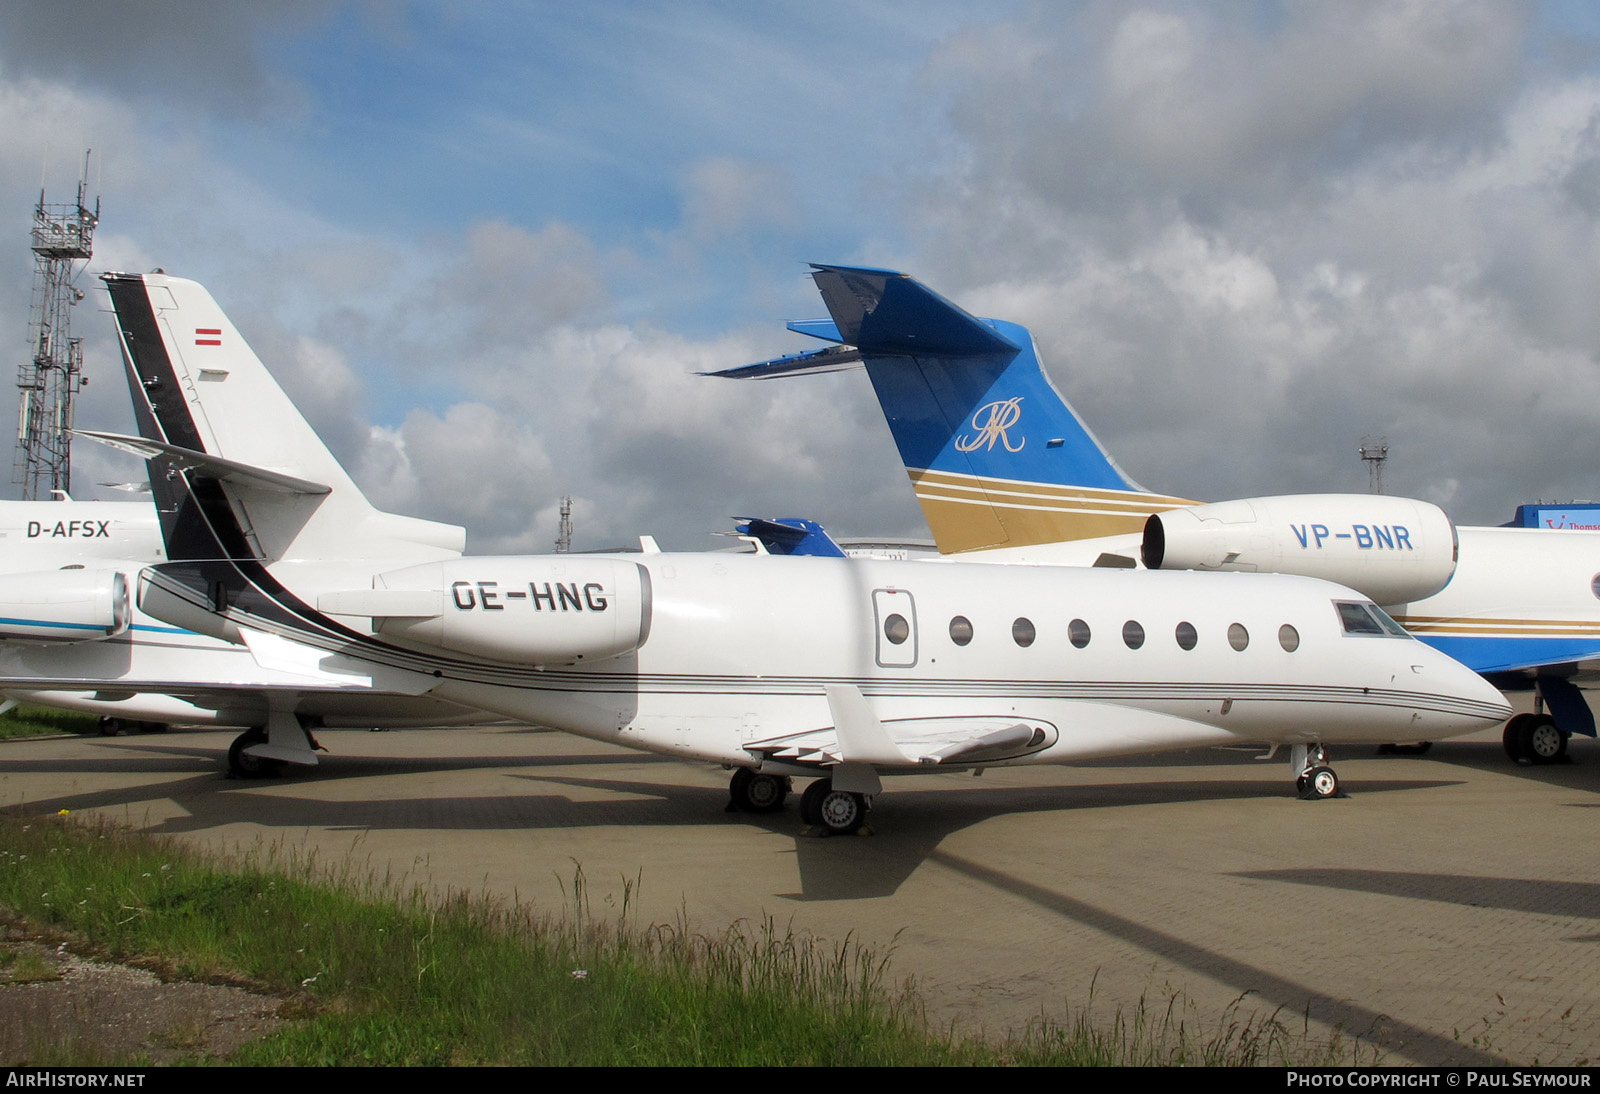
195, 328, 222, 346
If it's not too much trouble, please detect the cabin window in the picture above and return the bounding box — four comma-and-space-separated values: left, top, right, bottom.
1174, 621, 1197, 650
1013, 617, 1036, 647
1122, 620, 1145, 649
884, 614, 910, 645
1068, 618, 1091, 648
1228, 623, 1249, 651
949, 616, 973, 646
1278, 624, 1300, 652
1591, 574, 1600, 600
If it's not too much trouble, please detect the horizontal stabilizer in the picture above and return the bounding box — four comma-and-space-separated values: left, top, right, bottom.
808, 263, 1019, 358
75, 430, 331, 497
701, 344, 862, 380
733, 517, 846, 558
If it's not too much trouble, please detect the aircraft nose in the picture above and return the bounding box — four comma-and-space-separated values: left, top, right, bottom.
1414, 647, 1513, 726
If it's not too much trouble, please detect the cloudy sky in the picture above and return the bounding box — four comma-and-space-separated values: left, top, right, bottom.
1, 1, 1599, 552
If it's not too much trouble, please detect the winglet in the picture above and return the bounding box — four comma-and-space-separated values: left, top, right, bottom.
824, 684, 904, 794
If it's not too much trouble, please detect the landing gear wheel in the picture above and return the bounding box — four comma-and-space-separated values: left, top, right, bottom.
800, 778, 830, 826
728, 768, 789, 813
227, 727, 285, 779
1519, 715, 1568, 766
1503, 714, 1534, 761
98, 717, 125, 737
817, 788, 868, 835
1301, 765, 1340, 800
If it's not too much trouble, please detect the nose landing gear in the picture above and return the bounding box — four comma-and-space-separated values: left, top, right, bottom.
1293, 744, 1344, 800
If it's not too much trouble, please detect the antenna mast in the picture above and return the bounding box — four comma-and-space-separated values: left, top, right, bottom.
14, 150, 98, 500
555, 495, 573, 553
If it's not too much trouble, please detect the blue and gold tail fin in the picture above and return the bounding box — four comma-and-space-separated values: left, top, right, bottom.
708, 264, 1191, 553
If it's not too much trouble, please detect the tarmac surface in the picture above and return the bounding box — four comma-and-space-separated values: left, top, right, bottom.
3, 715, 1596, 1066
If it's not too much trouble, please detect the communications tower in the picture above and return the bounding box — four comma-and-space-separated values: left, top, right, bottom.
1359, 435, 1388, 495
555, 495, 573, 553
14, 152, 98, 500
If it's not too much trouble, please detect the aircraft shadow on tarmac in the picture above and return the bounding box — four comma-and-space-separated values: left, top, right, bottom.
5, 738, 1470, 902
523, 771, 1466, 903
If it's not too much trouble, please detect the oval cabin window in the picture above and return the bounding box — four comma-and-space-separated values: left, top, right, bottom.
1013, 618, 1036, 647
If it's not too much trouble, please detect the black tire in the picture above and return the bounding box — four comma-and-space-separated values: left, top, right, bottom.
729, 766, 756, 811
1504, 714, 1533, 761
817, 789, 868, 835
729, 768, 788, 813
1303, 766, 1340, 800
98, 717, 125, 737
744, 773, 788, 813
227, 728, 285, 779
1519, 715, 1568, 765
800, 778, 830, 826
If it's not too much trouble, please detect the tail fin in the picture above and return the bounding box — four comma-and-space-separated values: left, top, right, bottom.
709, 264, 1193, 552
97, 271, 463, 566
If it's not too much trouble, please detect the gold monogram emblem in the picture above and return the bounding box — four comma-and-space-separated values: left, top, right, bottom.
954, 397, 1025, 453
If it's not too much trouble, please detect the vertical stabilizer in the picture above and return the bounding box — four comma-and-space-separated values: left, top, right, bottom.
711, 265, 1194, 552
100, 272, 464, 566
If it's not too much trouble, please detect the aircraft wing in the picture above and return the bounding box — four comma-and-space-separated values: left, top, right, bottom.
746, 697, 1242, 772
745, 715, 1056, 768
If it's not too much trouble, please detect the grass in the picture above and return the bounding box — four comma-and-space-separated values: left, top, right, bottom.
0, 705, 99, 740
0, 810, 1369, 1066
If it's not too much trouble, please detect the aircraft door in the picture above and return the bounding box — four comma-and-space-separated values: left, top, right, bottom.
872, 588, 918, 668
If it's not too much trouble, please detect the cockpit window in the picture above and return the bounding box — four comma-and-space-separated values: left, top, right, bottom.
1335, 600, 1408, 637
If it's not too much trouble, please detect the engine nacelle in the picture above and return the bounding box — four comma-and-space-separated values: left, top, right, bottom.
321, 556, 652, 666
0, 569, 131, 644
1142, 494, 1457, 604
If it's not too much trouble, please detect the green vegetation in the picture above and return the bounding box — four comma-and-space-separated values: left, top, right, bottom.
0, 705, 98, 740
0, 811, 1366, 1065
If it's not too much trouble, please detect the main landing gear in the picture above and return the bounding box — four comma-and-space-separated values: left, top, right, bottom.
226, 713, 325, 780
1502, 713, 1569, 766
724, 769, 871, 835
727, 767, 790, 813
799, 779, 869, 836
1292, 743, 1343, 800
227, 727, 287, 778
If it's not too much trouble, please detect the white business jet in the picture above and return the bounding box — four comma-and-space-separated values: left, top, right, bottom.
713, 264, 1600, 767
78, 271, 1506, 832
